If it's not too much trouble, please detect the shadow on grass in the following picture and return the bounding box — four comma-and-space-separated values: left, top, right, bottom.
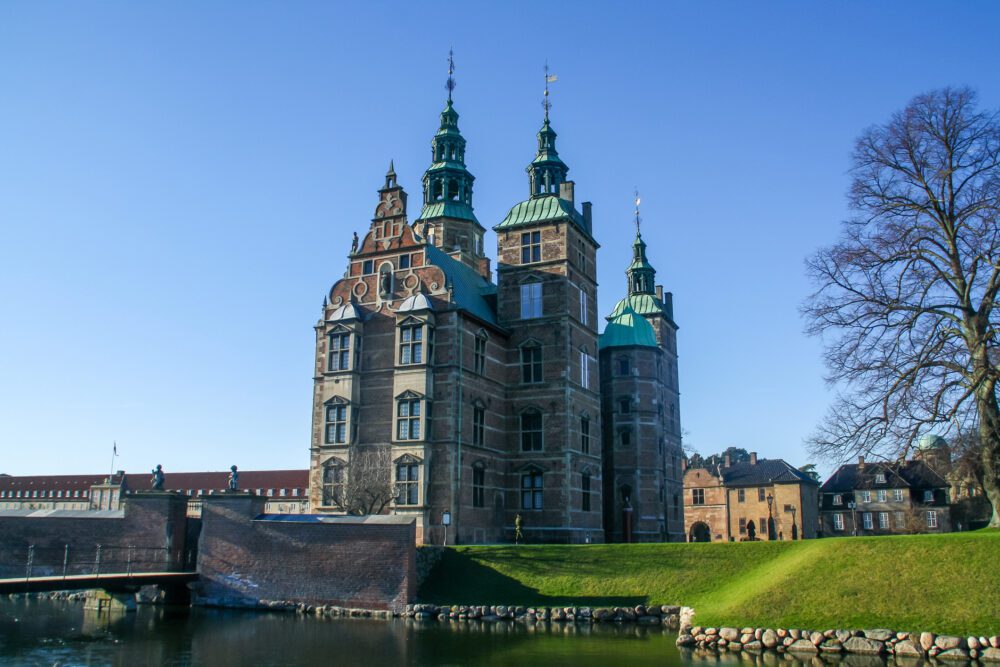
417, 549, 646, 607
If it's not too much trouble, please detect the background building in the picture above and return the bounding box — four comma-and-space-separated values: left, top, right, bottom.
820, 455, 952, 536
308, 91, 684, 544
683, 452, 819, 541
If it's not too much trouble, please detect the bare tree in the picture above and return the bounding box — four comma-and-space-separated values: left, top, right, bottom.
804, 87, 1000, 528
322, 445, 395, 516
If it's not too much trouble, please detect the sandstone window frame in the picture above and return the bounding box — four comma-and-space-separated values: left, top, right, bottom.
321, 458, 346, 507
519, 341, 543, 384
579, 347, 591, 389
397, 316, 430, 366
323, 396, 351, 445
691, 488, 705, 505
394, 391, 426, 443
473, 330, 488, 375
578, 285, 589, 326
326, 327, 353, 372
580, 413, 591, 454
472, 400, 486, 447
520, 408, 544, 452
520, 467, 544, 510
472, 462, 485, 508
394, 454, 422, 507
520, 281, 543, 319
520, 230, 541, 264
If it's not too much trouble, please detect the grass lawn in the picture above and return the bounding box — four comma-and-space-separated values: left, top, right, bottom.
418, 529, 999, 636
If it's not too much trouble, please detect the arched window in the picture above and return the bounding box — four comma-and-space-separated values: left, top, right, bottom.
322, 460, 345, 507
395, 457, 420, 506
520, 409, 543, 451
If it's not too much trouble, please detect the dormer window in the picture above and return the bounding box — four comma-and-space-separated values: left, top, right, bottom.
875, 473, 886, 484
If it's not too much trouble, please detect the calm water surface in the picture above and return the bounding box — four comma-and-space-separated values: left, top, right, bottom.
1, 598, 685, 666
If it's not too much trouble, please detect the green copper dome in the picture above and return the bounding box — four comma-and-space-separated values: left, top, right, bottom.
608, 293, 667, 317
416, 100, 478, 224
495, 195, 583, 229
599, 304, 658, 350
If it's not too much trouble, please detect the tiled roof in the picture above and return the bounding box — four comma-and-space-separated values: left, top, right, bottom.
423, 245, 498, 326
720, 459, 820, 487
0, 470, 309, 498
820, 460, 948, 493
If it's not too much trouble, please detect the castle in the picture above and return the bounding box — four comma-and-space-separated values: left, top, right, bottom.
307, 77, 682, 544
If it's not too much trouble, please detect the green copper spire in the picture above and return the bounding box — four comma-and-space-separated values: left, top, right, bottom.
627, 192, 656, 295
416, 51, 477, 224
528, 64, 568, 197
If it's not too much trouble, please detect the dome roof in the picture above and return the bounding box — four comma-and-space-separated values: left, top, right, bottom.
397, 293, 435, 313
917, 434, 948, 451
327, 302, 361, 322
599, 304, 658, 350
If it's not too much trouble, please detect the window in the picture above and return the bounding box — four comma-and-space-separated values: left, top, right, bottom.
582, 471, 592, 512
738, 489, 746, 503
397, 398, 421, 440
692, 488, 705, 505
926, 510, 938, 528
399, 323, 424, 364
362, 260, 374, 274
895, 511, 906, 528
875, 473, 886, 484
617, 356, 630, 376
398, 254, 411, 269
521, 471, 543, 510
324, 403, 348, 444
521, 410, 543, 451
923, 490, 934, 503
520, 282, 543, 319
758, 488, 766, 502
833, 493, 843, 506
396, 462, 420, 505
833, 513, 845, 531
580, 350, 590, 389
862, 512, 873, 530
619, 398, 631, 414
619, 430, 632, 447
473, 335, 487, 374
893, 489, 904, 502
878, 511, 889, 529
279, 489, 287, 497
472, 465, 485, 508
739, 517, 747, 535
877, 489, 887, 502
861, 490, 872, 503
327, 332, 351, 371
473, 405, 485, 446
580, 416, 590, 454
521, 344, 542, 383
579, 288, 588, 325
520, 231, 541, 263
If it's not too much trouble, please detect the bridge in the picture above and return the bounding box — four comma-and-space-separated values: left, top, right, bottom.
0, 571, 198, 595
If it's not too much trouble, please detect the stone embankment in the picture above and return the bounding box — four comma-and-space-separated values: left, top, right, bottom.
677, 624, 1000, 662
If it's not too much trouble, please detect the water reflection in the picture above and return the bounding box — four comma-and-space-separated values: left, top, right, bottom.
0, 600, 939, 667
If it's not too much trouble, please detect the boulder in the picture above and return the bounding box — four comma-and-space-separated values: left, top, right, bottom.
894, 639, 924, 657
981, 647, 1000, 662
777, 628, 789, 638
720, 628, 740, 642
843, 636, 885, 655
740, 633, 753, 644
676, 634, 697, 647
969, 637, 981, 650
810, 631, 825, 646
836, 630, 853, 643
788, 639, 819, 653
992, 637, 1000, 649
864, 629, 894, 642
729, 642, 743, 651
919, 632, 936, 651
744, 640, 763, 652
936, 635, 962, 650
937, 648, 970, 661
762, 629, 779, 649
820, 640, 843, 653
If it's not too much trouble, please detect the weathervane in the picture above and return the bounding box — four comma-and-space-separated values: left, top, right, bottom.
634, 189, 642, 236
446, 48, 456, 102
543, 61, 557, 120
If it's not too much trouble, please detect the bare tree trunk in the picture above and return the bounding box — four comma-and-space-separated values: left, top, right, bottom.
976, 388, 1000, 528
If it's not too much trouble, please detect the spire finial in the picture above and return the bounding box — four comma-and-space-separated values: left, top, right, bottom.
543, 61, 557, 120
634, 189, 642, 236
446, 48, 456, 103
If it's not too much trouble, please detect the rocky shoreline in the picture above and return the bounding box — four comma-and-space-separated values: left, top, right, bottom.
677, 624, 1000, 662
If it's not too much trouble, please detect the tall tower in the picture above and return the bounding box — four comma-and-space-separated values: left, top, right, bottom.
414, 53, 491, 279
492, 72, 603, 543
599, 199, 684, 541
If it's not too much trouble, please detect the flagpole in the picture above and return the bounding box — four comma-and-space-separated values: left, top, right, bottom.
110, 441, 117, 479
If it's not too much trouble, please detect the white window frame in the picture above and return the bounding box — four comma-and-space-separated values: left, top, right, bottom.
862, 512, 873, 530
926, 510, 938, 528
832, 493, 843, 506
833, 513, 844, 531
861, 490, 871, 503
893, 489, 904, 502
580, 349, 590, 389
877, 489, 887, 502
878, 511, 888, 529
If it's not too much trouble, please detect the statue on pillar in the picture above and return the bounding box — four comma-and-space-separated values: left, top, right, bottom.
150, 464, 165, 491
228, 465, 239, 491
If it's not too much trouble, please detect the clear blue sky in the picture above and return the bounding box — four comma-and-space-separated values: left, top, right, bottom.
1, 2, 997, 477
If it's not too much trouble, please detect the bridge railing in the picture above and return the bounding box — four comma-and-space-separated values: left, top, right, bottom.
6, 544, 174, 581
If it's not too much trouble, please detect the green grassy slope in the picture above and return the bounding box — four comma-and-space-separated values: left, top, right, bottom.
418, 530, 1000, 636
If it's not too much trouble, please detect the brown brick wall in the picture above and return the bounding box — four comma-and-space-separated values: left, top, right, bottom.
0, 493, 188, 578
196, 495, 415, 612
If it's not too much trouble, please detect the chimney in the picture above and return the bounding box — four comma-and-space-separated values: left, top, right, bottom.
559, 180, 575, 204
858, 456, 865, 468
724, 453, 731, 468
655, 285, 664, 301
664, 291, 674, 319
582, 201, 593, 233
750, 452, 758, 465
681, 458, 688, 472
